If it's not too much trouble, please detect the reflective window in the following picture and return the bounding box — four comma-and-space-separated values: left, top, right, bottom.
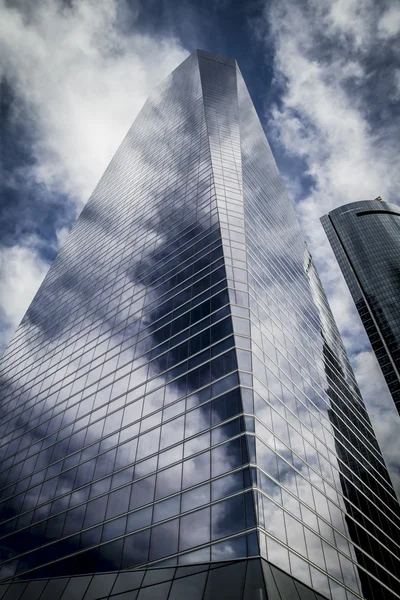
168, 571, 207, 600
149, 519, 179, 561
180, 506, 210, 551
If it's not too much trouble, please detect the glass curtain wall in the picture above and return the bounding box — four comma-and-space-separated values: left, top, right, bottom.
321, 200, 400, 415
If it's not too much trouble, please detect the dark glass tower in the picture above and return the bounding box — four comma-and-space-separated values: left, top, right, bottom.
321, 200, 400, 416
0, 51, 399, 600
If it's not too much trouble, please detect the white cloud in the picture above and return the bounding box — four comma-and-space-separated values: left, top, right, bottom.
0, 245, 48, 351
258, 0, 400, 496
378, 4, 400, 39
0, 0, 187, 205
0, 0, 188, 351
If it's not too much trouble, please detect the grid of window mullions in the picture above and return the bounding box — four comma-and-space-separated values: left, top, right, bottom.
2, 186, 218, 357
0, 221, 225, 383
3, 310, 390, 536
243, 170, 303, 252
245, 220, 357, 371
252, 342, 393, 502
257, 523, 383, 600
244, 195, 332, 327
244, 241, 361, 396
253, 428, 400, 571
245, 266, 367, 417
0, 330, 235, 481
2, 358, 396, 584
49, 137, 214, 268
223, 234, 326, 376
0, 422, 250, 536
0, 378, 245, 531
246, 256, 377, 434
0, 336, 238, 473
254, 486, 396, 598
0, 233, 225, 402
249, 357, 400, 527
244, 278, 383, 469
0, 309, 231, 458
253, 460, 400, 577
247, 355, 397, 523
0, 192, 219, 366
0, 305, 234, 472
0, 494, 256, 578
0, 259, 229, 428
7, 192, 219, 360
247, 307, 389, 485
251, 437, 400, 590
77, 188, 217, 292
250, 402, 400, 556
2, 390, 396, 592
0, 430, 254, 574
2, 419, 245, 539
14, 251, 223, 392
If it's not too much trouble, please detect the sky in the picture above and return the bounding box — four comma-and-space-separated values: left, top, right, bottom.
0, 0, 399, 496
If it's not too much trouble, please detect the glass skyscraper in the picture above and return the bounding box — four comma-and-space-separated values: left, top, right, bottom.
321, 200, 400, 417
0, 50, 399, 600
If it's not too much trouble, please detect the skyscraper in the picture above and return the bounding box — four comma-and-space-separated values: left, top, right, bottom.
321, 200, 400, 416
0, 50, 399, 600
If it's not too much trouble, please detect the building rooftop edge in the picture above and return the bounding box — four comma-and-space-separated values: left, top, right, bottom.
320, 198, 400, 220
193, 48, 237, 68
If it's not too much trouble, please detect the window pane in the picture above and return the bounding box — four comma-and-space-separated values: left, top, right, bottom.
169, 572, 207, 600
149, 520, 179, 561
211, 495, 245, 540
84, 574, 117, 600
137, 582, 171, 600
182, 451, 210, 488
203, 562, 246, 600
180, 507, 210, 551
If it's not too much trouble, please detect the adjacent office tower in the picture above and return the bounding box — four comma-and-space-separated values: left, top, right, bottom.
0, 51, 399, 600
321, 200, 400, 416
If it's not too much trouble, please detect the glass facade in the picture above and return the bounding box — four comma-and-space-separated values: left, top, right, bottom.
0, 558, 330, 600
0, 50, 399, 599
321, 200, 400, 415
